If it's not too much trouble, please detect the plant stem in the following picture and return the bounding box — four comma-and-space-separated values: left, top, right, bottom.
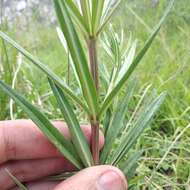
88, 37, 99, 90
91, 120, 99, 165
88, 37, 99, 165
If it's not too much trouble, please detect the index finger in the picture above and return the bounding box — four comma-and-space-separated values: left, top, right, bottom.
0, 120, 104, 164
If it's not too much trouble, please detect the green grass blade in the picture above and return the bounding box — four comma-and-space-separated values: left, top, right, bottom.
6, 169, 28, 190
49, 79, 93, 167
128, 175, 145, 189
100, 81, 136, 164
98, 0, 174, 118
110, 92, 166, 165
0, 31, 89, 114
92, 0, 105, 35
0, 80, 83, 169
54, 0, 98, 118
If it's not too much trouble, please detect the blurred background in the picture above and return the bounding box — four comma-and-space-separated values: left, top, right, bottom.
0, 0, 190, 189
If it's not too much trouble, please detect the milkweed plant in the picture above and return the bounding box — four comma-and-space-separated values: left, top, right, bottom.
0, 0, 174, 188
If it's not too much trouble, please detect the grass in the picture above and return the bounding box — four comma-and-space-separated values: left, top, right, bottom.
0, 0, 190, 189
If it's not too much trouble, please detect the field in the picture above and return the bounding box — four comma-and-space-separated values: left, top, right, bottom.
0, 0, 190, 189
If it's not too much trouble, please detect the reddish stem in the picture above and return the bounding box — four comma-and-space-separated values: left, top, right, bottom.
88, 37, 99, 165
91, 121, 99, 165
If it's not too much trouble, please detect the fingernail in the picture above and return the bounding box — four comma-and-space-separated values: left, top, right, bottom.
96, 170, 127, 190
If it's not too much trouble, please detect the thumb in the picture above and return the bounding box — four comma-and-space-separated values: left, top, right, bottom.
53, 165, 128, 190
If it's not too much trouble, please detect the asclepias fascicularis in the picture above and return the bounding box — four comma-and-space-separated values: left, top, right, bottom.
0, 0, 174, 188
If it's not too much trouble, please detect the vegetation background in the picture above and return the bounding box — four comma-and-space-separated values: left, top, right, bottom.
0, 0, 190, 189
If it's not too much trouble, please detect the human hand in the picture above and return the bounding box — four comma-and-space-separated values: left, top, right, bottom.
0, 120, 127, 190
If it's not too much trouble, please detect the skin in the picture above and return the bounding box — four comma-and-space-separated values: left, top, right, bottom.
0, 120, 127, 190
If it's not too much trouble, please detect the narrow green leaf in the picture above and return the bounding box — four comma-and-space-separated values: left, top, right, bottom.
99, 62, 109, 90
49, 79, 93, 167
122, 151, 142, 179
65, 0, 89, 36
0, 80, 83, 169
101, 0, 114, 23
103, 29, 124, 96
56, 27, 81, 88
110, 92, 166, 165
0, 31, 89, 114
121, 32, 133, 59
103, 108, 111, 135
105, 67, 117, 97
101, 32, 113, 60
98, 0, 174, 118
6, 169, 28, 190
109, 28, 121, 66
123, 84, 152, 134
48, 171, 76, 181
54, 0, 98, 119
92, 0, 105, 35
100, 81, 136, 164
115, 41, 137, 84
98, 0, 122, 35
80, 0, 92, 35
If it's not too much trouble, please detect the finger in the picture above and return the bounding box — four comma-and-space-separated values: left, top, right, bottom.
0, 158, 73, 190
11, 181, 59, 190
53, 165, 128, 190
0, 120, 104, 163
